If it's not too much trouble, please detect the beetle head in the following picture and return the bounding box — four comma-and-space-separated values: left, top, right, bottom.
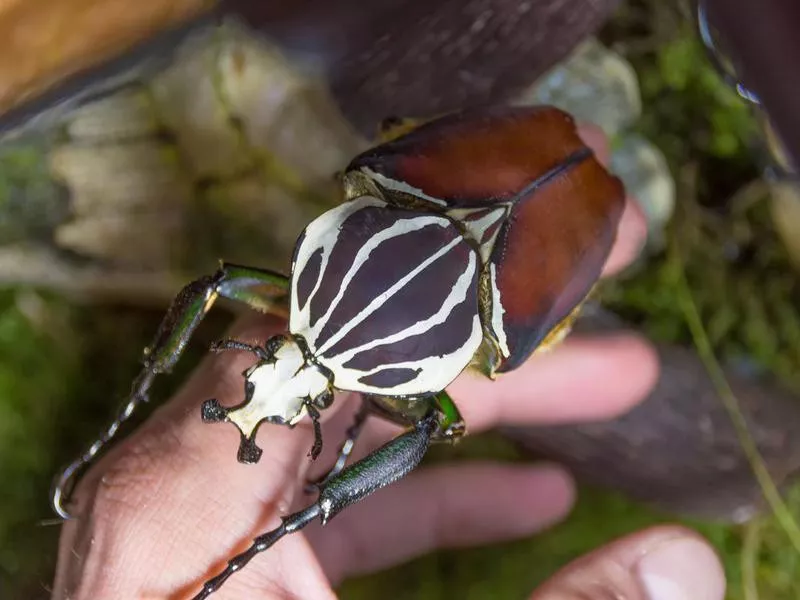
201, 335, 332, 464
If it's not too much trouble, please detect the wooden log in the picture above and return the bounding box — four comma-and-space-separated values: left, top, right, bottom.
503, 307, 800, 522
236, 0, 621, 131
0, 0, 620, 136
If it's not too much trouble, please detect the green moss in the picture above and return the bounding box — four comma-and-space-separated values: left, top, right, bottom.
0, 289, 229, 598
601, 194, 800, 393
0, 291, 79, 596
0, 142, 65, 243
639, 34, 755, 159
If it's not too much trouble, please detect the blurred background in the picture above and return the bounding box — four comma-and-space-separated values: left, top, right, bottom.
1, 0, 799, 598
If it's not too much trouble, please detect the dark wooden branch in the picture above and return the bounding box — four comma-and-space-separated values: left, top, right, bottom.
236, 0, 621, 131
503, 307, 800, 522
0, 0, 620, 136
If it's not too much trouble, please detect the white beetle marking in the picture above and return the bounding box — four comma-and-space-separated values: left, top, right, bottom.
309, 214, 452, 344
489, 263, 511, 358
362, 167, 448, 207
326, 250, 478, 364
447, 206, 509, 263
225, 340, 329, 439
331, 314, 483, 395
315, 235, 463, 355
288, 195, 485, 396
290, 197, 385, 334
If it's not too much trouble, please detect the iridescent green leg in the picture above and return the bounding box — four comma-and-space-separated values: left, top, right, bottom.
430, 390, 467, 441
305, 389, 465, 496
51, 263, 289, 520
193, 400, 448, 599
367, 390, 466, 442
318, 388, 466, 481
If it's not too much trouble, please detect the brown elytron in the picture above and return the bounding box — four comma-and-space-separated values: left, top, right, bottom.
348, 106, 625, 371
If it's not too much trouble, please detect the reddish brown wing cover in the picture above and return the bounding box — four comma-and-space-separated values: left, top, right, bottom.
493, 153, 624, 371
347, 106, 601, 207
349, 106, 625, 371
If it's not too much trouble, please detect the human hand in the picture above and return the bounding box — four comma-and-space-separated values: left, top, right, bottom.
53, 128, 725, 600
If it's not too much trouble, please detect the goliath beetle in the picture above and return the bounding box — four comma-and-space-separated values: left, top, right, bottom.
51, 105, 624, 598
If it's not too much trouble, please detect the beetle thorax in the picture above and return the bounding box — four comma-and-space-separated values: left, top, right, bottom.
289, 196, 483, 396
224, 336, 331, 441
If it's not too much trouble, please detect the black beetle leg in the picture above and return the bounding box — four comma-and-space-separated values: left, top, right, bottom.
306, 403, 324, 460
192, 411, 440, 599
209, 339, 273, 362
51, 263, 290, 520
305, 397, 371, 493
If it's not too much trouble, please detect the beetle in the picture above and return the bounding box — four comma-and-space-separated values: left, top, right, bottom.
51, 105, 624, 598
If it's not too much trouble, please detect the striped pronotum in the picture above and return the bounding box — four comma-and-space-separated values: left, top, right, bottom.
289, 196, 483, 396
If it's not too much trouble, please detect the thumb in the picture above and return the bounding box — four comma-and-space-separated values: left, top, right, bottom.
531, 525, 726, 600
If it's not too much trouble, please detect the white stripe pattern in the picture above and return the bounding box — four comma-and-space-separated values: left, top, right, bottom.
290, 196, 385, 334
361, 167, 448, 206
310, 215, 452, 349
289, 196, 483, 395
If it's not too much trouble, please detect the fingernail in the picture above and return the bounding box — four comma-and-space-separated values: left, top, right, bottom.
635, 536, 726, 600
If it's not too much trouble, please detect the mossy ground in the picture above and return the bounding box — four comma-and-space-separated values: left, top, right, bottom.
1, 2, 800, 598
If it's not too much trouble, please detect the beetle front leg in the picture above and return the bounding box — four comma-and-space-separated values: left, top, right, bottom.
208, 338, 273, 361
192, 411, 439, 599
51, 263, 290, 520
305, 397, 372, 492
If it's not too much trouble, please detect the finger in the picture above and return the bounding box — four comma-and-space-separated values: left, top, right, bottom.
98, 313, 315, 505
303, 393, 370, 483
603, 196, 647, 276
530, 525, 726, 600
306, 331, 659, 473
57, 314, 338, 599
306, 462, 575, 583
577, 123, 647, 277
154, 313, 356, 481
578, 123, 612, 165
450, 332, 660, 433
